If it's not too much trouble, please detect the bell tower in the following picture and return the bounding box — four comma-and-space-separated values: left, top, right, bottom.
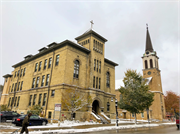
142, 25, 166, 121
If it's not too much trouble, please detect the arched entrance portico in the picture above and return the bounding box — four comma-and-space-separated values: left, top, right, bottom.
92, 100, 99, 114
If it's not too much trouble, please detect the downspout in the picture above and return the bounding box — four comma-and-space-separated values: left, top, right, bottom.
11, 66, 21, 110
45, 49, 55, 116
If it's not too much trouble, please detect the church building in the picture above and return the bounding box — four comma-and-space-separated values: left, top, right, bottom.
115, 26, 166, 121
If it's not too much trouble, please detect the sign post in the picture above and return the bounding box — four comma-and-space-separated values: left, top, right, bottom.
54, 104, 61, 121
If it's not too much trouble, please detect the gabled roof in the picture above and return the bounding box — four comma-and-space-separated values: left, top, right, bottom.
145, 27, 154, 52
3, 74, 12, 78
104, 58, 118, 66
115, 77, 152, 90
75, 29, 108, 42
12, 40, 90, 68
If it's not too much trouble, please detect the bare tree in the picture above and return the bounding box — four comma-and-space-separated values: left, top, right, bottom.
62, 88, 92, 120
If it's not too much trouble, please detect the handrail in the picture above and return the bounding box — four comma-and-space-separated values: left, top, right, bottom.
11, 128, 21, 134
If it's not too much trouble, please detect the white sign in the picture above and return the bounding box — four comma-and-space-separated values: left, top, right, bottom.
55, 104, 61, 111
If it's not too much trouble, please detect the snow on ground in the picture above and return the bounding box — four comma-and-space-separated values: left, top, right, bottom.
0, 119, 176, 134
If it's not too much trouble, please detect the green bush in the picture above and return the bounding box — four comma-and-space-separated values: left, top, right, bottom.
0, 104, 11, 111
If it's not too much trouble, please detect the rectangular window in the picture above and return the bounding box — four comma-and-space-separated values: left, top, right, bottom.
20, 69, 23, 77
41, 75, 45, 87
96, 77, 98, 89
38, 94, 42, 105
94, 59, 96, 71
17, 82, 20, 91
14, 72, 17, 77
17, 70, 20, 76
33, 94, 37, 105
48, 58, 52, 68
132, 113, 135, 117
32, 78, 36, 88
14, 97, 17, 107
48, 112, 52, 119
44, 59, 47, 70
93, 76, 95, 88
141, 112, 144, 118
51, 90, 55, 97
97, 60, 98, 72
42, 93, 47, 106
45, 74, 50, 86
38, 61, 42, 71
99, 61, 101, 73
14, 83, 17, 92
23, 68, 26, 76
36, 77, 39, 87
55, 55, 59, 66
107, 102, 110, 111
11, 97, 14, 106
99, 78, 101, 89
8, 98, 11, 107
34, 63, 38, 72
20, 81, 23, 90
29, 95, 32, 106
17, 96, 20, 107
11, 84, 14, 92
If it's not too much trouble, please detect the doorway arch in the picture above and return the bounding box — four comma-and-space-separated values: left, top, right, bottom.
92, 100, 99, 114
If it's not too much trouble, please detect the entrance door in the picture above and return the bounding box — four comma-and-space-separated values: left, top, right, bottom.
92, 100, 99, 114
123, 113, 126, 119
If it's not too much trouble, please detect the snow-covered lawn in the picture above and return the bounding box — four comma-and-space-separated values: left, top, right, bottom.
0, 120, 176, 134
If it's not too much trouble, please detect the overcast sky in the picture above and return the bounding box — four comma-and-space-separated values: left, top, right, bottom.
0, 0, 179, 95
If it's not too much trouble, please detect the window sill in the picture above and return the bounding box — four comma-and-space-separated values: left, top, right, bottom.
73, 78, 79, 80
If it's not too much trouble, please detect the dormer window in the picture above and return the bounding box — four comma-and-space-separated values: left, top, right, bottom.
24, 54, 33, 60
47, 42, 57, 48
38, 47, 47, 53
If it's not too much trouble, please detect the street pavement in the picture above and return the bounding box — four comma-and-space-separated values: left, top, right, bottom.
82, 125, 179, 134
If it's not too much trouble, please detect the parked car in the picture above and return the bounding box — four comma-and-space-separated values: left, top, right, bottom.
12, 114, 48, 126
0, 111, 20, 122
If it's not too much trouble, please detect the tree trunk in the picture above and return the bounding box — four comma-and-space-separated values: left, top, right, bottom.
135, 113, 137, 125
71, 112, 73, 121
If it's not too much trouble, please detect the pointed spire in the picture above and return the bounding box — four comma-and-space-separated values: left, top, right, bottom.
145, 24, 154, 52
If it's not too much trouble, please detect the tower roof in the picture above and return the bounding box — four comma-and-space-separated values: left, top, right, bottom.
145, 26, 154, 52
75, 28, 108, 42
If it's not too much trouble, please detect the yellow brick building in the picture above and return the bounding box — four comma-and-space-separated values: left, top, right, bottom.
115, 26, 166, 121
0, 28, 118, 121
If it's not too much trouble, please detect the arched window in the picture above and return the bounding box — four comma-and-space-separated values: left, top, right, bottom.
73, 60, 79, 78
150, 59, 153, 68
145, 60, 148, 69
106, 72, 110, 87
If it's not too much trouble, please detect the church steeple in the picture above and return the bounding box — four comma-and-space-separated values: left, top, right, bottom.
142, 25, 159, 70
145, 25, 154, 52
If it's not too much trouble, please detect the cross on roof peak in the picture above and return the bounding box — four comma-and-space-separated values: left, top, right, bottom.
90, 20, 94, 29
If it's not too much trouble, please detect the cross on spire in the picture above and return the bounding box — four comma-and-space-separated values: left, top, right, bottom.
90, 20, 94, 29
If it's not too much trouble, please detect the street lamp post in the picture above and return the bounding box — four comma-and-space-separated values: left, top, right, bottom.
115, 99, 118, 126
146, 108, 150, 124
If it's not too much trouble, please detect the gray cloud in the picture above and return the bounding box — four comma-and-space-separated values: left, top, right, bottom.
1, 1, 179, 95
